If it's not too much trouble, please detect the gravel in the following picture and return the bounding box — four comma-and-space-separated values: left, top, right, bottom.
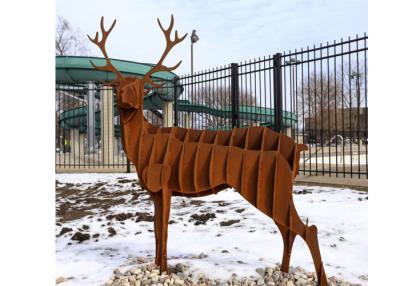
101, 263, 362, 286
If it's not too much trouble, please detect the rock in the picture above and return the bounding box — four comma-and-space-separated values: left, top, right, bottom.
142, 278, 152, 285
71, 232, 90, 243
257, 278, 266, 285
107, 212, 135, 221
256, 268, 265, 276
82, 224, 89, 230
93, 233, 100, 238
182, 270, 190, 279
198, 252, 208, 259
100, 263, 355, 286
358, 275, 368, 280
56, 276, 68, 284
220, 219, 240, 226
189, 213, 216, 225
272, 273, 281, 281
294, 189, 312, 195
266, 268, 274, 276
175, 263, 187, 273
108, 227, 117, 236
59, 227, 73, 236
136, 212, 154, 222
294, 278, 307, 286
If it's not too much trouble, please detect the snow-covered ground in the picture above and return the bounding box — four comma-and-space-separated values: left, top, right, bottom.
55, 173, 368, 286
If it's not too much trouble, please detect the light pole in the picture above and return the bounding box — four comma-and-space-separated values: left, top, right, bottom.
351, 71, 362, 144
187, 30, 199, 129
190, 29, 199, 76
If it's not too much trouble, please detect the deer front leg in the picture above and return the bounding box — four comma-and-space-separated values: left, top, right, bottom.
275, 221, 297, 273
153, 188, 172, 272
144, 164, 172, 272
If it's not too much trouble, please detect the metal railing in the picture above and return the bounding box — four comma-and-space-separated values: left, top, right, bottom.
175, 34, 368, 178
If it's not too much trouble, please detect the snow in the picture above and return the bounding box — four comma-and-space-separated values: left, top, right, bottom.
56, 173, 368, 285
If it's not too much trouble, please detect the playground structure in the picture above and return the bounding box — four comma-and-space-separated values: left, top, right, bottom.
56, 57, 297, 170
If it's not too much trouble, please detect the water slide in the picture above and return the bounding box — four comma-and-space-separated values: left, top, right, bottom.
57, 56, 297, 135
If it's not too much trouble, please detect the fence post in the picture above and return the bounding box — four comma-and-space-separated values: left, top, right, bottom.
230, 63, 240, 128
127, 159, 131, 173
173, 77, 179, 127
273, 53, 283, 133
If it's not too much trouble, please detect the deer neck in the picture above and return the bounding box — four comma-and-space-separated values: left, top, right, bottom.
119, 106, 148, 168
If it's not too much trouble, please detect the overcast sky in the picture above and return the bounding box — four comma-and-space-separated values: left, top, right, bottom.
56, 0, 367, 75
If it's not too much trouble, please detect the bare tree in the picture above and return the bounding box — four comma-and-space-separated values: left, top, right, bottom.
297, 73, 342, 130
297, 62, 367, 143
188, 86, 257, 129
56, 15, 90, 56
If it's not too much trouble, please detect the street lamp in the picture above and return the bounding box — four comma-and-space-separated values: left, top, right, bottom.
185, 30, 199, 130
351, 71, 362, 144
190, 29, 199, 76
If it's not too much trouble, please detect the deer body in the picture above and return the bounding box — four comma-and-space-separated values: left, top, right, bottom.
88, 16, 328, 286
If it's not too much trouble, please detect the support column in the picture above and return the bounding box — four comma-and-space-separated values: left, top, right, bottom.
87, 82, 96, 153
101, 85, 114, 165
79, 133, 85, 158
114, 138, 119, 155
162, 101, 174, 127
184, 112, 192, 129
286, 127, 292, 138
69, 128, 80, 164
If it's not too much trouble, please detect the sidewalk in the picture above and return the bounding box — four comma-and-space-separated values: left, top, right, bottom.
295, 175, 368, 191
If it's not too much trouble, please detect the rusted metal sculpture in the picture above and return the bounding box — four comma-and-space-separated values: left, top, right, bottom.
88, 16, 328, 286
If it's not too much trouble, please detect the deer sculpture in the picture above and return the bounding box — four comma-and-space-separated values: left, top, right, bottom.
88, 15, 329, 286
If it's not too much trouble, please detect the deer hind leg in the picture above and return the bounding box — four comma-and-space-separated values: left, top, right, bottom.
287, 201, 328, 286
152, 188, 172, 272
275, 222, 297, 273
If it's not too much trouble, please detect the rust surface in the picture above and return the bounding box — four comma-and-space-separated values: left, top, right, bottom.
88, 15, 328, 286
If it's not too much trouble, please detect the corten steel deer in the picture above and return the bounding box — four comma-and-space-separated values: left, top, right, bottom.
88, 16, 328, 286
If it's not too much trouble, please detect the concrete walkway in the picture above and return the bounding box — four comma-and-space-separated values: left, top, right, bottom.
295, 175, 368, 192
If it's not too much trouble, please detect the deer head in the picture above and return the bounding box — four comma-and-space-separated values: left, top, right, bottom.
88, 15, 187, 122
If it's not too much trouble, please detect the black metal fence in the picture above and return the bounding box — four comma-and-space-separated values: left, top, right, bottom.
55, 82, 173, 170
56, 83, 128, 170
56, 34, 367, 178
176, 34, 368, 178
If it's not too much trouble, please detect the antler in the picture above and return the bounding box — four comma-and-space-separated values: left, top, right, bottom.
143, 15, 187, 87
87, 17, 124, 81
